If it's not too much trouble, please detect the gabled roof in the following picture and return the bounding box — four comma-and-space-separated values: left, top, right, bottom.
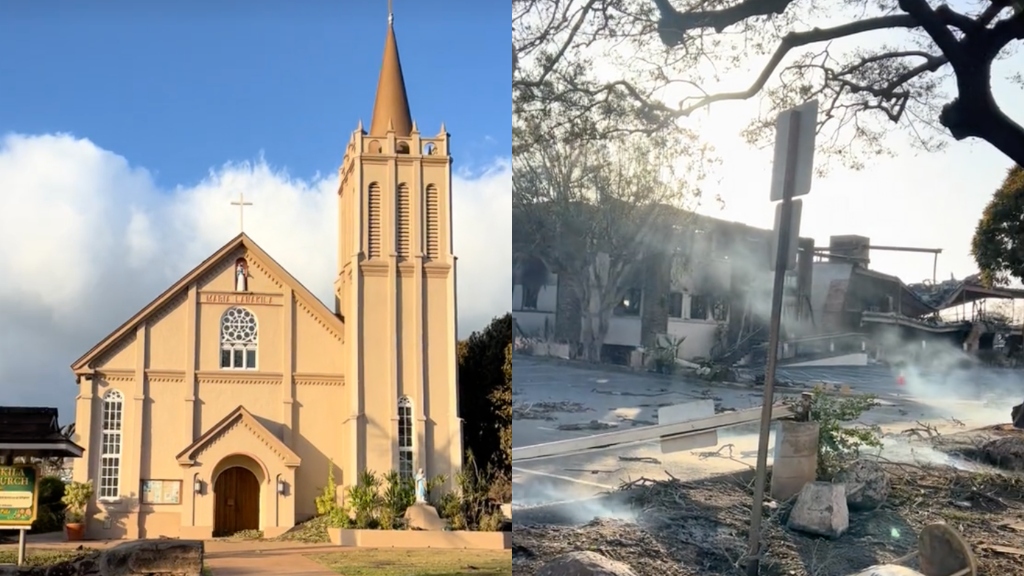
175, 405, 300, 467
71, 232, 343, 373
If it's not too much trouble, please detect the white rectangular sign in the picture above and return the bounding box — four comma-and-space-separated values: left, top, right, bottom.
657, 400, 718, 454
769, 100, 819, 202
770, 199, 802, 272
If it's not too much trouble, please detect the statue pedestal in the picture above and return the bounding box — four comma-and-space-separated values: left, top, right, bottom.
404, 502, 446, 531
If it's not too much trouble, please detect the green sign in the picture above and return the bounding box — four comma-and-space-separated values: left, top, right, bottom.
0, 465, 39, 526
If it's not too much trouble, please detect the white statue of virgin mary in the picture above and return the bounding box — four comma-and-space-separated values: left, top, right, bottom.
414, 469, 427, 503
235, 262, 247, 292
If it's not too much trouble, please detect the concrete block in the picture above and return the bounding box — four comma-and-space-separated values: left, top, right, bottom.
787, 481, 849, 539
836, 459, 890, 511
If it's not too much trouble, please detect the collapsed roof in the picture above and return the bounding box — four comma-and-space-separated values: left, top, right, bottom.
908, 273, 1024, 311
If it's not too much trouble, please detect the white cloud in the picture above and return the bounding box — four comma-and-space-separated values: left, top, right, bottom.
0, 133, 511, 415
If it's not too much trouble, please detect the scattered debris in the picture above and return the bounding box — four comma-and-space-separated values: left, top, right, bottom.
614, 413, 657, 427
901, 421, 941, 440
564, 468, 623, 475
557, 420, 617, 432
618, 456, 661, 465
592, 388, 670, 397
514, 401, 592, 421
978, 543, 1024, 556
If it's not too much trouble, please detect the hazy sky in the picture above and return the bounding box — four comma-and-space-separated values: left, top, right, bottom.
0, 1, 510, 415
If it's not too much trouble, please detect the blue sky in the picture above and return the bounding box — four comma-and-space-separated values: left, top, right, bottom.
0, 1, 511, 411
0, 0, 509, 185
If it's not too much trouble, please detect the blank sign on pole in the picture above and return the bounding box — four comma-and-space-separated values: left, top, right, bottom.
769, 100, 818, 202
770, 199, 803, 271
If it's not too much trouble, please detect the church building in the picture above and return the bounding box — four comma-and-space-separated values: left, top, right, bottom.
69, 12, 462, 539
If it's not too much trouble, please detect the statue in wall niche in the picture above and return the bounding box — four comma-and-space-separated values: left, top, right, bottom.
415, 468, 427, 503
235, 259, 248, 292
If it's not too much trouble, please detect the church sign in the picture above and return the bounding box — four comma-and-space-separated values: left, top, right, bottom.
0, 465, 39, 526
202, 292, 280, 306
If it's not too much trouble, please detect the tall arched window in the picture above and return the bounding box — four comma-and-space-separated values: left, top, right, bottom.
425, 184, 440, 259
367, 182, 382, 259
220, 307, 258, 370
99, 389, 123, 500
398, 396, 414, 481
396, 183, 411, 257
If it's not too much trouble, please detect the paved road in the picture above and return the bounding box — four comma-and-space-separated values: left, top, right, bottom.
511, 356, 1024, 513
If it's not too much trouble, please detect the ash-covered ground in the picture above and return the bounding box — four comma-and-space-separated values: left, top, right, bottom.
512, 355, 1024, 575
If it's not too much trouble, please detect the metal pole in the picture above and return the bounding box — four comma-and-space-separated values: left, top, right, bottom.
18, 528, 26, 566
746, 110, 803, 576
933, 253, 938, 285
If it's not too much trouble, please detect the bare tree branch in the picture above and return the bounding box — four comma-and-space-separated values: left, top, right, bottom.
513, 0, 1024, 165
674, 15, 919, 115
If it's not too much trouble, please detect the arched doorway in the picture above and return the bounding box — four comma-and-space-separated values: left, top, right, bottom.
213, 466, 260, 537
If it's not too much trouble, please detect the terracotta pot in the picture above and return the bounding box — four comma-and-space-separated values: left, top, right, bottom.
65, 523, 85, 541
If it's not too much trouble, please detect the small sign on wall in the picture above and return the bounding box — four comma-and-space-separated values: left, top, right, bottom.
141, 480, 182, 505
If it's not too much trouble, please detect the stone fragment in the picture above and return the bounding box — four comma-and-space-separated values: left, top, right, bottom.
836, 459, 890, 511
787, 481, 849, 539
537, 551, 637, 576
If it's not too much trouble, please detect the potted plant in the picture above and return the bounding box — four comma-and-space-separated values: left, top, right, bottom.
61, 480, 93, 541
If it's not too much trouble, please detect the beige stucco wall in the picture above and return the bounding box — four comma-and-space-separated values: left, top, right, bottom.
72, 247, 351, 540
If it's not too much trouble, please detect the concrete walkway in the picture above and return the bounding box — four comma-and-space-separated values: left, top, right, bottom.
204, 541, 339, 575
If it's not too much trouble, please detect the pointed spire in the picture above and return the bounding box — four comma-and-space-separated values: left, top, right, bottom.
370, 1, 413, 137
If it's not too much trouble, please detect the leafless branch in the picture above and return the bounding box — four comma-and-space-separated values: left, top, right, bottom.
675, 15, 919, 115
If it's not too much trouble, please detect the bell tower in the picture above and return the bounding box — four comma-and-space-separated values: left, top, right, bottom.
335, 4, 462, 487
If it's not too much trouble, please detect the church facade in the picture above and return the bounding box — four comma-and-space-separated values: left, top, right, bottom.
69, 15, 462, 540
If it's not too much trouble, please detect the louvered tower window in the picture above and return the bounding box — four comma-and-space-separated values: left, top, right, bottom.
367, 182, 382, 259
396, 183, 411, 257
425, 184, 440, 259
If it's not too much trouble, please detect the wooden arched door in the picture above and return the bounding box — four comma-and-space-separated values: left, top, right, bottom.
214, 467, 260, 537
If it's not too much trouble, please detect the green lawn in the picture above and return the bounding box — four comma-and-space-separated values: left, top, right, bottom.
309, 548, 511, 576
